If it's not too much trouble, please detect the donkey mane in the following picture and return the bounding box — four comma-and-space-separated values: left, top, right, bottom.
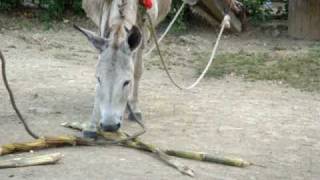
118, 0, 127, 19
109, 0, 132, 49
110, 23, 126, 49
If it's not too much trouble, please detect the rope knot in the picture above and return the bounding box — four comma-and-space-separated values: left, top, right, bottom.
222, 15, 231, 29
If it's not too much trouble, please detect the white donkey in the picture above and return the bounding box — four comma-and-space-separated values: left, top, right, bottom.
76, 0, 171, 137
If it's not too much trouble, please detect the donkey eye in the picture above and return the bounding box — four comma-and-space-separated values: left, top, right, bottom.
97, 77, 101, 84
123, 80, 131, 88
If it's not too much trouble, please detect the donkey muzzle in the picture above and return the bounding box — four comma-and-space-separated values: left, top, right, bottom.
100, 122, 121, 132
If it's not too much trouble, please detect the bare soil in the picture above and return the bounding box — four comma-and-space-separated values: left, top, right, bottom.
0, 14, 319, 180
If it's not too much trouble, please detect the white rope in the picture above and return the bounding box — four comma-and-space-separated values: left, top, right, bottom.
144, 2, 186, 57
147, 14, 231, 90
183, 15, 231, 89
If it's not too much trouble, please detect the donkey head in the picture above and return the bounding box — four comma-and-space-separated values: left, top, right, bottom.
75, 25, 142, 132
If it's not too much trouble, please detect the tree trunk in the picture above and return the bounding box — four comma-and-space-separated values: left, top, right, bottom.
288, 0, 320, 40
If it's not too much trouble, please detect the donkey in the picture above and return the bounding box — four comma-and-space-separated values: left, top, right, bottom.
76, 0, 172, 137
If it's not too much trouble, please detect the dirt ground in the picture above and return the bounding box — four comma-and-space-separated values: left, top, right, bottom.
0, 14, 319, 180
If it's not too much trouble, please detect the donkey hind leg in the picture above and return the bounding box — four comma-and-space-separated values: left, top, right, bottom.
128, 47, 143, 121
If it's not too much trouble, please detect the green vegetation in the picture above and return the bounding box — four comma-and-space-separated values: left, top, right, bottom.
165, 0, 187, 32
0, 0, 84, 19
0, 0, 19, 10
241, 0, 273, 23
198, 46, 320, 92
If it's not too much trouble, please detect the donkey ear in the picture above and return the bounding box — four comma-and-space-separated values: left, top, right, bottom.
127, 25, 142, 51
74, 25, 108, 52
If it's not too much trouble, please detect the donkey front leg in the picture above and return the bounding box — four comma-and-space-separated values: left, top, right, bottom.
128, 46, 144, 121
83, 96, 99, 139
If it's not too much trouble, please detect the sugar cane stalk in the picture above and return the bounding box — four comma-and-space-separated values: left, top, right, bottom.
165, 150, 252, 167
62, 122, 195, 177
0, 135, 94, 156
0, 123, 195, 177
123, 139, 194, 176
62, 122, 252, 168
0, 153, 62, 169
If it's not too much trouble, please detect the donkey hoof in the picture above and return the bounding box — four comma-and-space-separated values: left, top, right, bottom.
83, 130, 98, 139
128, 112, 142, 121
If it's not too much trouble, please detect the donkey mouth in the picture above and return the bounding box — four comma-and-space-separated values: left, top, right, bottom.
100, 123, 121, 132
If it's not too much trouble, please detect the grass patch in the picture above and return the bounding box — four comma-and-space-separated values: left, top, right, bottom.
197, 47, 320, 92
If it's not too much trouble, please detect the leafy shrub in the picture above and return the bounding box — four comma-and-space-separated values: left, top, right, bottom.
241, 0, 273, 23
0, 0, 84, 20
284, 0, 288, 17
46, 0, 65, 19
0, 0, 19, 10
72, 0, 84, 15
165, 0, 187, 32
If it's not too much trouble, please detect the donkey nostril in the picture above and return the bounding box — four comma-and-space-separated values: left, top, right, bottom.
100, 123, 121, 132
123, 80, 131, 88
116, 123, 121, 129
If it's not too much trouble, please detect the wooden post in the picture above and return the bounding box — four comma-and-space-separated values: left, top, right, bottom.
288, 0, 320, 40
